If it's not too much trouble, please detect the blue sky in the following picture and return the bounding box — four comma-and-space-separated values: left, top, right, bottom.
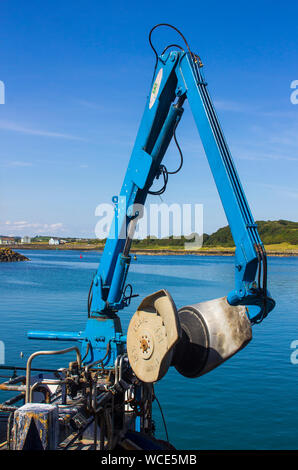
0, 0, 297, 237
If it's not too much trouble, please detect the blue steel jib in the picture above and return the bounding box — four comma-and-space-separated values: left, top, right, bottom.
90, 49, 275, 321
28, 27, 275, 370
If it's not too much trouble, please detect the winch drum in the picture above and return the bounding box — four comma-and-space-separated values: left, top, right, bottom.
172, 296, 252, 378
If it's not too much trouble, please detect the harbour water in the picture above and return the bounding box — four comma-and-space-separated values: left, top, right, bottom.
1, 250, 298, 449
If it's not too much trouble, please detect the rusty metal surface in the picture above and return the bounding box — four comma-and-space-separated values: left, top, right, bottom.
11, 403, 59, 450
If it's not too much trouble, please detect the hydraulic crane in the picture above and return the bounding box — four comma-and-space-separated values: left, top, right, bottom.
1, 24, 275, 450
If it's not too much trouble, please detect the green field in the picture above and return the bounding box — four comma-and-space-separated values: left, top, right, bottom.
204, 220, 298, 247
4, 220, 298, 255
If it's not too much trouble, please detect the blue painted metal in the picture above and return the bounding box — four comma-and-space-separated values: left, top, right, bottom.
90, 54, 181, 315
175, 53, 275, 320
27, 331, 83, 341
27, 318, 126, 368
89, 49, 274, 322
80, 317, 125, 366
28, 45, 275, 365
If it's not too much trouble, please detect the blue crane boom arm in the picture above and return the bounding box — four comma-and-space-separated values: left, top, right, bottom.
90, 49, 275, 323
27, 37, 276, 370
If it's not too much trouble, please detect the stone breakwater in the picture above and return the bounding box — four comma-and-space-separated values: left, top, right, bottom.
0, 248, 29, 262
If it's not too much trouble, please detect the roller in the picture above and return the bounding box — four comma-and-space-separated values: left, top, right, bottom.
172, 296, 252, 378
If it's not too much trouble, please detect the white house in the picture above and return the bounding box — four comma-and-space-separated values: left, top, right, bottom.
0, 236, 15, 245
21, 236, 31, 244
49, 238, 60, 246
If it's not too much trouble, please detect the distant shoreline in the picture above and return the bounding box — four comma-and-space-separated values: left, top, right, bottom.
6, 243, 298, 257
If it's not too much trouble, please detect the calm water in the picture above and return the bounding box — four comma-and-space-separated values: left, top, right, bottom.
1, 250, 298, 449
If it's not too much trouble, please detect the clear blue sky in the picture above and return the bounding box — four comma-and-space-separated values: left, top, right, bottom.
0, 0, 297, 237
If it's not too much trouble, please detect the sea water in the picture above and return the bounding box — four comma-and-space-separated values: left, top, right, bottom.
0, 250, 297, 449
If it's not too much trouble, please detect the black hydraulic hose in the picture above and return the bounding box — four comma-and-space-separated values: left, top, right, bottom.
161, 43, 184, 55
167, 121, 184, 175
154, 394, 169, 442
87, 278, 94, 317
148, 102, 185, 195
148, 23, 202, 87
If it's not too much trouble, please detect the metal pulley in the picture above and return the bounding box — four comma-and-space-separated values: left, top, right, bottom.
127, 289, 181, 383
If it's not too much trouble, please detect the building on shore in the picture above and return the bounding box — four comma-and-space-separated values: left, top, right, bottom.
0, 236, 15, 245
21, 236, 31, 244
49, 238, 60, 246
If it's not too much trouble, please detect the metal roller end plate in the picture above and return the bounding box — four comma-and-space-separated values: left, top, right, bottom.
127, 289, 181, 383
